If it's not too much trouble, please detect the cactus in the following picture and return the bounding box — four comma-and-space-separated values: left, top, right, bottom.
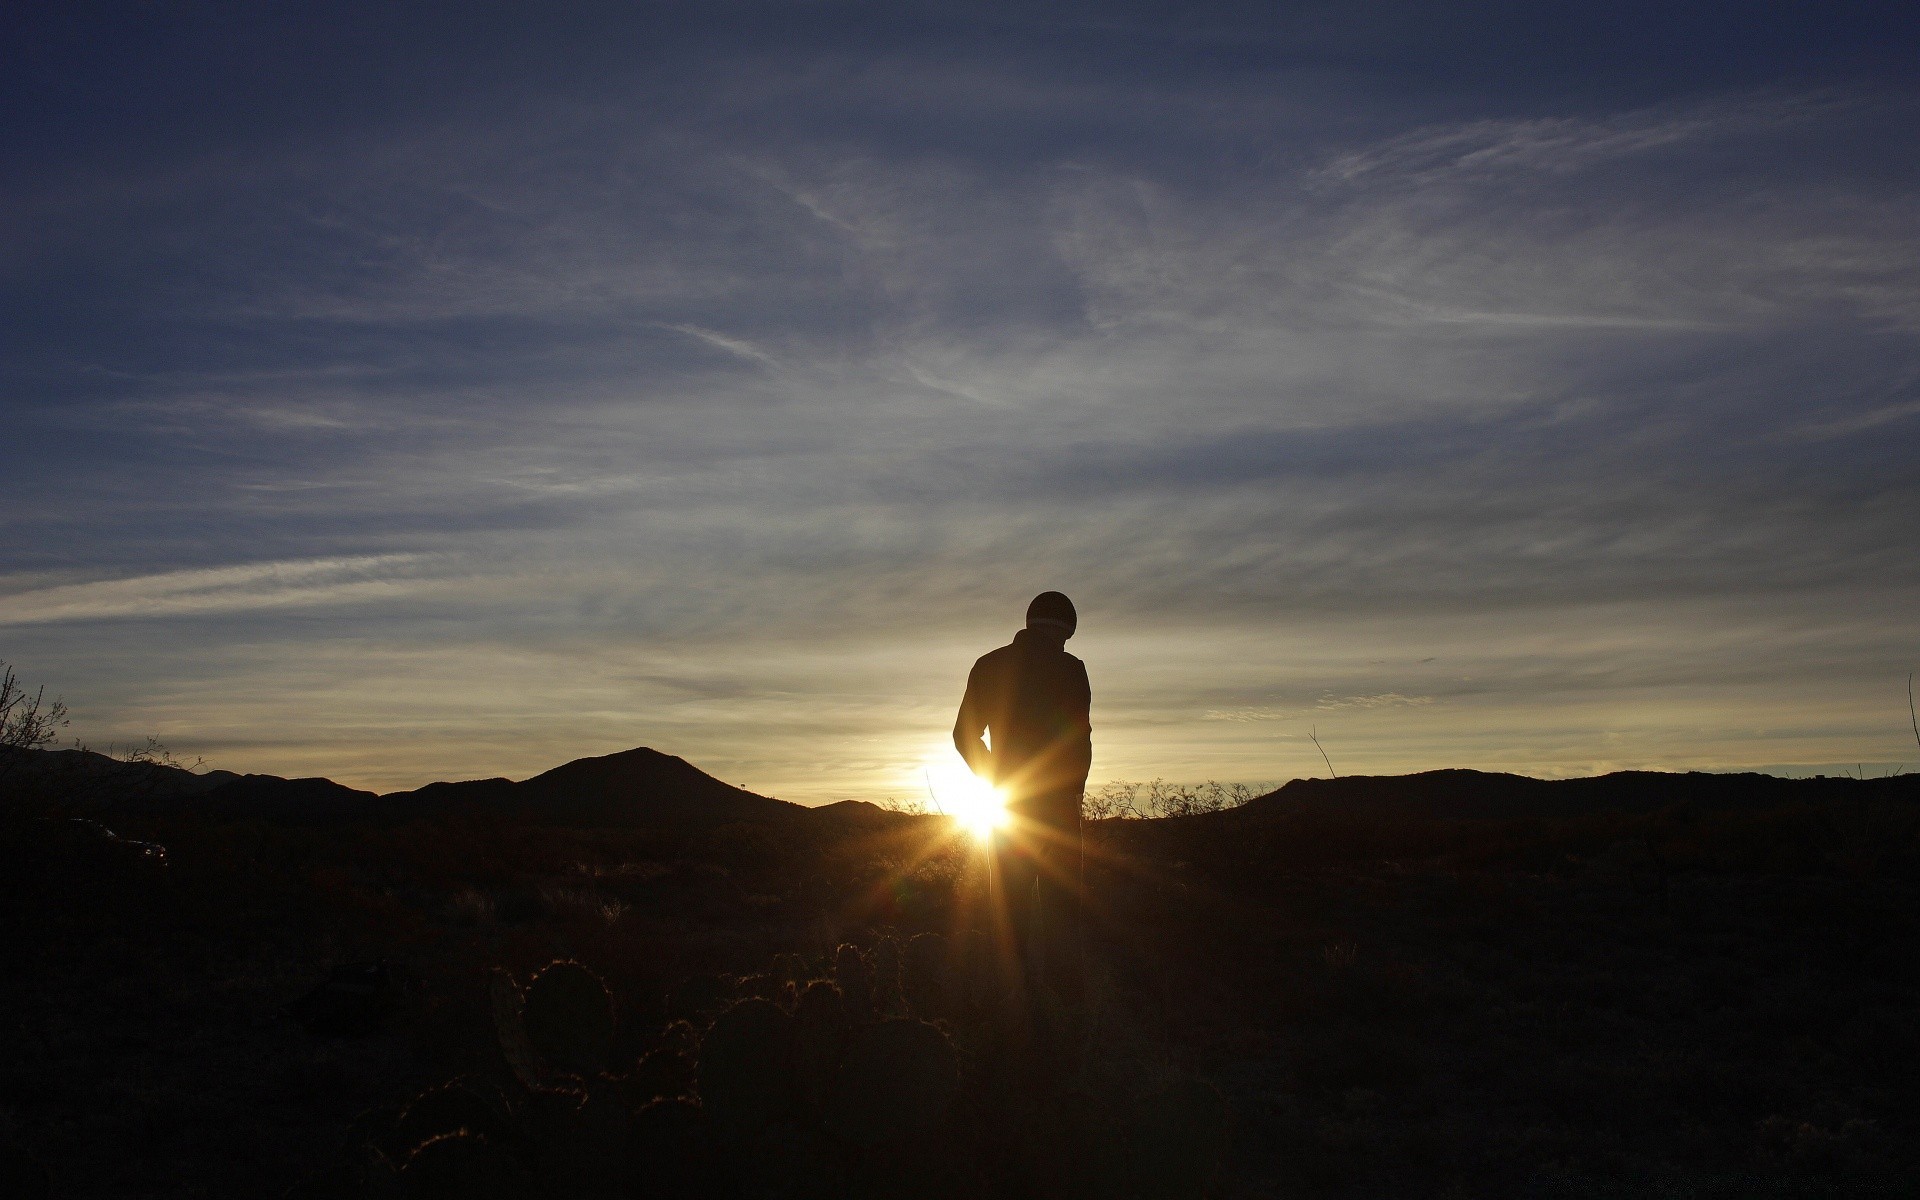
697, 997, 799, 1129
736, 971, 780, 1002
522, 960, 615, 1077
391, 1079, 511, 1158
628, 1042, 694, 1104
795, 977, 848, 1030
825, 1017, 959, 1148
399, 1130, 512, 1199
793, 979, 848, 1114
489, 968, 556, 1092
666, 972, 735, 1024
871, 936, 905, 1016
833, 943, 874, 1023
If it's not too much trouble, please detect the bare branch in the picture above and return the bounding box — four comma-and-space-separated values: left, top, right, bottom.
1308, 725, 1337, 779
1909, 671, 1918, 755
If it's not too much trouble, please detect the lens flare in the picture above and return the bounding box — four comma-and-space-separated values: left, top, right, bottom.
924, 756, 1010, 842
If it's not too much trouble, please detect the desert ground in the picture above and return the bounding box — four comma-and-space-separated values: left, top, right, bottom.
3, 747, 1917, 1198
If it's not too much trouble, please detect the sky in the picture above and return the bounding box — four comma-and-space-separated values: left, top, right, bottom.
3, 1, 1918, 804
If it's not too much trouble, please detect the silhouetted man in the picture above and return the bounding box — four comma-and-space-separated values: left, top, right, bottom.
953, 591, 1091, 999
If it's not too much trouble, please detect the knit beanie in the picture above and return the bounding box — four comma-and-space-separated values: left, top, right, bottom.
1025, 591, 1077, 637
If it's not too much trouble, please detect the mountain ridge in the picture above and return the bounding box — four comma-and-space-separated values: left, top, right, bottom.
8, 746, 1912, 828
1238, 766, 1918, 822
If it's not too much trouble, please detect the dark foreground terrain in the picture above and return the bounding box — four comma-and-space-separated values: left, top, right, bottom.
3, 747, 1917, 1198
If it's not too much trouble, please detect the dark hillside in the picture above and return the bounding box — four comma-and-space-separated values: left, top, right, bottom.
378, 746, 800, 828
1242, 768, 1920, 821
0, 745, 243, 802
7, 752, 1920, 1197
2, 745, 800, 829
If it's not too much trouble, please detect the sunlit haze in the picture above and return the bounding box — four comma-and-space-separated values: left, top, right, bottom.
3, 4, 1917, 802
921, 749, 1012, 842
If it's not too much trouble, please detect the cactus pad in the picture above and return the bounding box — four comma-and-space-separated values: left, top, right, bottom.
522, 960, 615, 1077
392, 1079, 510, 1157
871, 936, 905, 1016
697, 997, 799, 1128
833, 944, 874, 1021
399, 1130, 512, 1199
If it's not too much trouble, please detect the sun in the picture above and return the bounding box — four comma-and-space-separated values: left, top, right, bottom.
922, 753, 1010, 842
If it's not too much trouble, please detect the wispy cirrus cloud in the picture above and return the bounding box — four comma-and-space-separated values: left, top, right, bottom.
0, 556, 432, 626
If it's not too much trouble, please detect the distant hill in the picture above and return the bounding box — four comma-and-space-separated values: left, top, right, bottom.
3, 745, 814, 828
0, 745, 245, 802
379, 747, 802, 827
1237, 768, 1919, 822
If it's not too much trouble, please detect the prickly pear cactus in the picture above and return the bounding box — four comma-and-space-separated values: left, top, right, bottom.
628, 1042, 694, 1104
399, 1130, 512, 1199
871, 936, 905, 1017
825, 1017, 959, 1147
392, 1079, 510, 1158
522, 960, 615, 1077
489, 968, 557, 1091
834, 943, 874, 1022
735, 971, 780, 1002
667, 973, 735, 1024
697, 997, 799, 1129
795, 977, 847, 1030
793, 978, 849, 1113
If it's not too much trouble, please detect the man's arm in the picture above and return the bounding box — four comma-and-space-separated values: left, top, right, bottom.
1067, 656, 1093, 783
952, 661, 996, 781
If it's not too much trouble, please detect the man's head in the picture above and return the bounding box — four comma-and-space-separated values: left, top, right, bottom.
1025, 591, 1077, 640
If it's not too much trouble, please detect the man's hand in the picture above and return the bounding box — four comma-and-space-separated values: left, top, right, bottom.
968, 748, 998, 785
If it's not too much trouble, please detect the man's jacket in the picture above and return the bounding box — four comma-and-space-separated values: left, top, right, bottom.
953, 628, 1092, 808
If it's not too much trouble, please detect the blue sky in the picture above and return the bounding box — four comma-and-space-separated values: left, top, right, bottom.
4, 2, 1918, 801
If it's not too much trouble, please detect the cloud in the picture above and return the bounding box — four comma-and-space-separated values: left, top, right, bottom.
1, 35, 1916, 798
0, 556, 431, 626
1312, 93, 1840, 186
1316, 693, 1436, 711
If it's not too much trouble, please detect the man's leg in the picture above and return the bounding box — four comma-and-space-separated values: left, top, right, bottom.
1030, 793, 1085, 1001
990, 830, 1039, 987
